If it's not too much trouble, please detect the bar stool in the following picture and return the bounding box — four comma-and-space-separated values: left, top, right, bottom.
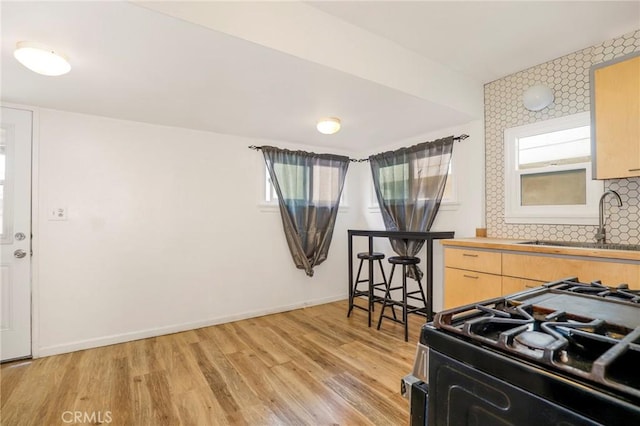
377, 256, 428, 341
347, 252, 390, 327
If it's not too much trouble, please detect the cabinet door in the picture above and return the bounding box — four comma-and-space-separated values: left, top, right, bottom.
502, 276, 544, 296
444, 267, 502, 309
592, 53, 640, 179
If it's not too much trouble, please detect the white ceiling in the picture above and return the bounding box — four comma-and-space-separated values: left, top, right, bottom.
1, 1, 638, 152
309, 1, 640, 84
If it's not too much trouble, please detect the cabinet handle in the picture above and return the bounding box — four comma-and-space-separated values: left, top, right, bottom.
463, 274, 479, 279
629, 168, 640, 172
462, 253, 479, 258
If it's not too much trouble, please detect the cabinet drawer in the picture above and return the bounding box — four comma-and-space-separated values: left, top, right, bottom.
502, 253, 640, 289
445, 248, 501, 275
444, 267, 502, 309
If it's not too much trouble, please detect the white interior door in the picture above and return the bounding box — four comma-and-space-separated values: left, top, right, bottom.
1, 106, 32, 361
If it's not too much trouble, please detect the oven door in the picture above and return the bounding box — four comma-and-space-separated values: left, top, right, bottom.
427, 349, 602, 426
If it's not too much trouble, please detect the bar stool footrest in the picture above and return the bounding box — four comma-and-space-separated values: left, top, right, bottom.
407, 305, 428, 315
379, 315, 405, 325
350, 304, 370, 313
407, 294, 426, 301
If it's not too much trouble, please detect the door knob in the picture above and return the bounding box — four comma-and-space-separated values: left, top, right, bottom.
14, 249, 27, 259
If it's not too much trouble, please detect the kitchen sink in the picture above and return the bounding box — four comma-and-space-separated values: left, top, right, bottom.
518, 240, 640, 251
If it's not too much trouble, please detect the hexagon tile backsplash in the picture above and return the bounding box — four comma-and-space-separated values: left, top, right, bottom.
484, 29, 640, 245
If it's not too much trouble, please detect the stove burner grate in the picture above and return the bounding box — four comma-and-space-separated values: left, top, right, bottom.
434, 283, 640, 400
549, 279, 640, 303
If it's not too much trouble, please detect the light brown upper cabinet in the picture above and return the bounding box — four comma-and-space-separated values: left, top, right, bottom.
591, 52, 640, 179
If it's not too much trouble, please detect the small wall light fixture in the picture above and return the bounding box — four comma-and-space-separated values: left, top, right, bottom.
316, 117, 341, 135
14, 41, 71, 76
523, 84, 554, 111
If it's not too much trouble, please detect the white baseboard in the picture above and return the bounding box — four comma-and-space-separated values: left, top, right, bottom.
37, 294, 347, 358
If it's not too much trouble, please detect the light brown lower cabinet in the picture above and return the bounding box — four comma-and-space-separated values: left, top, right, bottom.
444, 246, 640, 310
502, 253, 640, 289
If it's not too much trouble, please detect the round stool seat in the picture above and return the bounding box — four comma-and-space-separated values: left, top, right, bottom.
357, 252, 385, 261
388, 256, 420, 265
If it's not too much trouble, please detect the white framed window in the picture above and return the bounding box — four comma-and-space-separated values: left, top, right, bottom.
504, 112, 603, 225
369, 161, 457, 210
263, 165, 347, 209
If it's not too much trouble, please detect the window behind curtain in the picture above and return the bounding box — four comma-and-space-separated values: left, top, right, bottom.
378, 153, 451, 202
266, 164, 346, 205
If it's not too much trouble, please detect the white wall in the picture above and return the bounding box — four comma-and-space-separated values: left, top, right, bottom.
32, 108, 482, 357
355, 120, 485, 311
34, 109, 361, 356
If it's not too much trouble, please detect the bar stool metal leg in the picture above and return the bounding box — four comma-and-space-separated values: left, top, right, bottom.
370, 258, 388, 313
347, 258, 366, 317
349, 252, 389, 327
403, 265, 409, 342
376, 264, 396, 331
377, 255, 423, 342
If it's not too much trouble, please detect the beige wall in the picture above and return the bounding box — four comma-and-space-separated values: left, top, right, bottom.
484, 29, 640, 244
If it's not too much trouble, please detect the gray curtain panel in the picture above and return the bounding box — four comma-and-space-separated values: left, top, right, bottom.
369, 136, 454, 280
262, 146, 349, 277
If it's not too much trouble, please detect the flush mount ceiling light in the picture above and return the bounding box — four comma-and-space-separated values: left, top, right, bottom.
523, 84, 554, 111
316, 117, 341, 135
14, 41, 71, 76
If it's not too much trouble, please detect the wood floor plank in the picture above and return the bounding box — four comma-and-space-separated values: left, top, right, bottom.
203, 323, 250, 355
0, 360, 30, 407
172, 387, 230, 426
1, 300, 417, 425
274, 360, 373, 425
324, 372, 408, 426
108, 357, 135, 426
37, 351, 84, 425
143, 370, 181, 425
188, 342, 243, 418
194, 339, 259, 409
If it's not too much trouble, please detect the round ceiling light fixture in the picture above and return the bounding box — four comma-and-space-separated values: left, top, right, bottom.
522, 84, 554, 111
316, 117, 341, 135
14, 41, 71, 76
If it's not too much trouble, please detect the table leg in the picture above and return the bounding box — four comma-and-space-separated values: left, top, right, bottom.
348, 232, 353, 317
426, 238, 434, 321
368, 237, 374, 327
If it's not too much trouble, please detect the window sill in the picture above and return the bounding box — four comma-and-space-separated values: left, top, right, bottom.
504, 215, 598, 226
259, 203, 349, 213
367, 201, 459, 213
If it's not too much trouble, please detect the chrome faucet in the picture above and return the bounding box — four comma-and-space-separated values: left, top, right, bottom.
595, 190, 623, 244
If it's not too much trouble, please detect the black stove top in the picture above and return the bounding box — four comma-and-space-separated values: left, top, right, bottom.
432, 278, 640, 400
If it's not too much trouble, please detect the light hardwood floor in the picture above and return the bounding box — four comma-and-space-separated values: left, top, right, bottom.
1, 301, 425, 425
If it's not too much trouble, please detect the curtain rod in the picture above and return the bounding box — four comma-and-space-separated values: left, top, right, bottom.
248, 134, 469, 163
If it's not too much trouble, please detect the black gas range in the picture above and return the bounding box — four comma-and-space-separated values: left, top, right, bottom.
402, 278, 640, 425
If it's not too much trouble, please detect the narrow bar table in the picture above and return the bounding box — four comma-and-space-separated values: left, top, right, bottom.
347, 229, 455, 322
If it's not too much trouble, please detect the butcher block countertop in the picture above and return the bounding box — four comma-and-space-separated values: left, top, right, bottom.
441, 238, 640, 262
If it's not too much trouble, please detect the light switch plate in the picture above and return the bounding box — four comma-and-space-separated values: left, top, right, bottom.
49, 207, 68, 221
